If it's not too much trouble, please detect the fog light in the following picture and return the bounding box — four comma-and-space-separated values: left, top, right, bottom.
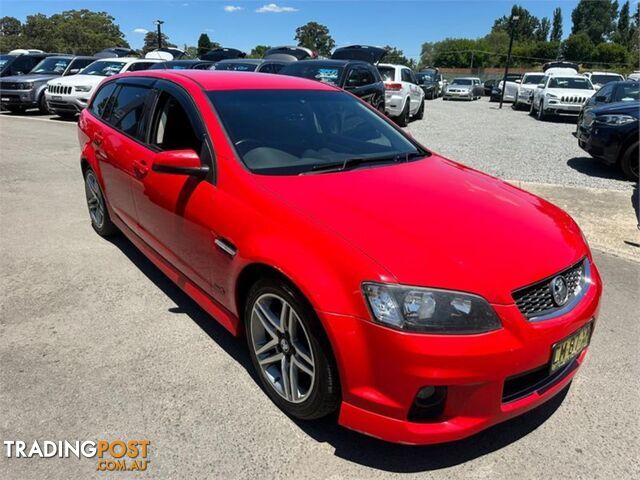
409, 386, 447, 422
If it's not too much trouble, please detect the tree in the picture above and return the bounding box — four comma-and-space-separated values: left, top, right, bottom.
615, 1, 632, 46
382, 46, 415, 68
571, 0, 619, 44
592, 42, 630, 65
142, 31, 176, 54
536, 17, 551, 42
562, 32, 595, 62
492, 5, 540, 41
197, 33, 212, 57
294, 22, 335, 57
0, 16, 22, 36
248, 45, 271, 58
550, 8, 563, 42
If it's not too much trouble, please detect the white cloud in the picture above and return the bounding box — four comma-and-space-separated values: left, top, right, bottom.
256, 3, 298, 13
224, 5, 243, 12
133, 28, 148, 34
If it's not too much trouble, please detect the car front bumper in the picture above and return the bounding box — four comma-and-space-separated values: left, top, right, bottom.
544, 101, 584, 115
576, 123, 626, 166
0, 88, 38, 108
322, 261, 602, 445
45, 93, 89, 113
443, 90, 473, 100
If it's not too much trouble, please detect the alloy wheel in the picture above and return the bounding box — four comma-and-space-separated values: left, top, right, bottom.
249, 293, 316, 403
85, 171, 105, 229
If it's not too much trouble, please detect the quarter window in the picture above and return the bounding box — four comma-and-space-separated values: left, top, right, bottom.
109, 85, 152, 139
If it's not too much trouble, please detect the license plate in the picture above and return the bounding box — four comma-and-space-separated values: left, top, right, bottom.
550, 322, 592, 374
52, 95, 62, 101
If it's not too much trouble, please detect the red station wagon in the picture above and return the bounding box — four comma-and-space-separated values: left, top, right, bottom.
78, 70, 602, 445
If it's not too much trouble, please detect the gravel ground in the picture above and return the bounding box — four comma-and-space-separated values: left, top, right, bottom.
406, 96, 635, 191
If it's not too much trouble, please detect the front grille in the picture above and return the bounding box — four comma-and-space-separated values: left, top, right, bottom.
0, 82, 22, 90
560, 95, 587, 103
48, 84, 72, 95
502, 359, 578, 403
512, 258, 587, 321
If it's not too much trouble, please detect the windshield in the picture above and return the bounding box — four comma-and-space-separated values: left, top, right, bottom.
416, 73, 434, 83
451, 79, 472, 85
30, 57, 71, 74
548, 77, 593, 89
214, 62, 258, 72
281, 64, 343, 85
81, 60, 127, 76
614, 84, 640, 102
591, 74, 623, 85
523, 74, 544, 84
0, 55, 15, 68
208, 90, 425, 175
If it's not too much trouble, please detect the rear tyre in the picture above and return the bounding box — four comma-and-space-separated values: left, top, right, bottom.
414, 99, 425, 120
84, 168, 117, 237
38, 94, 50, 114
245, 277, 340, 420
620, 142, 639, 180
396, 100, 410, 127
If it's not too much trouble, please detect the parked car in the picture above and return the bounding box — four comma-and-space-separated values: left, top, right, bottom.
45, 57, 161, 118
94, 47, 138, 58
489, 73, 523, 102
542, 61, 579, 76
444, 77, 482, 101
512, 72, 545, 109
582, 80, 640, 110
77, 69, 602, 446
0, 55, 97, 113
628, 71, 640, 81
263, 45, 316, 61
530, 75, 596, 121
0, 50, 51, 77
212, 59, 262, 71
281, 46, 386, 115
144, 48, 187, 61
415, 68, 445, 99
377, 63, 424, 125
199, 47, 246, 63
149, 60, 214, 70
483, 79, 496, 96
576, 100, 639, 180
583, 72, 625, 90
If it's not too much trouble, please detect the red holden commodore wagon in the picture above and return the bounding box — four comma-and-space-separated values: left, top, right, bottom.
78, 70, 602, 445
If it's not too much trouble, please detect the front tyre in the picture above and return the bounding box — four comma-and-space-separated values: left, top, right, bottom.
620, 141, 639, 180
245, 277, 340, 420
536, 100, 546, 121
84, 168, 117, 237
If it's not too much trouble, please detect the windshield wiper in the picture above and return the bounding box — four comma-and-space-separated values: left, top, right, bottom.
304, 151, 424, 174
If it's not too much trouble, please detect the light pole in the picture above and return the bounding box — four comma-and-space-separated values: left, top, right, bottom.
499, 15, 519, 109
154, 20, 164, 50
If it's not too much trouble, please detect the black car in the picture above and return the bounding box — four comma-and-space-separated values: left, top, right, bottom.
415, 68, 443, 99
200, 47, 246, 63
576, 100, 639, 180
94, 47, 138, 58
149, 60, 214, 70
212, 58, 293, 74
280, 45, 386, 113
0, 55, 97, 113
583, 80, 640, 109
0, 51, 52, 77
483, 79, 496, 96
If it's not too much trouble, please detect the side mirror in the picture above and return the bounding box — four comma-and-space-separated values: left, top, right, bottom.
68, 68, 80, 75
152, 149, 209, 178
515, 79, 521, 84
537, 84, 544, 88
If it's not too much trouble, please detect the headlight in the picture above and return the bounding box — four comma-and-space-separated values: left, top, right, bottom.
362, 282, 501, 334
74, 85, 92, 92
545, 92, 558, 99
595, 114, 636, 126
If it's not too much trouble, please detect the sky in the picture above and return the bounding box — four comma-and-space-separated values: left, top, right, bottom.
1, 0, 586, 60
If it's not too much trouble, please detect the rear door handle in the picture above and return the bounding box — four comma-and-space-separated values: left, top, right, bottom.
93, 131, 104, 146
132, 159, 149, 178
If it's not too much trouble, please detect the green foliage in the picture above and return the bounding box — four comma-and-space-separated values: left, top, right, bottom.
571, 0, 619, 44
615, 1, 632, 47
248, 45, 271, 59
536, 17, 550, 42
197, 33, 211, 57
492, 5, 540, 41
382, 45, 415, 68
294, 22, 335, 57
593, 42, 630, 65
0, 10, 128, 55
550, 8, 563, 42
562, 32, 595, 62
142, 31, 176, 54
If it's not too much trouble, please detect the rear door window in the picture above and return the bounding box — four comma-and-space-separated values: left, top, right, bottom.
108, 85, 153, 139
401, 69, 413, 83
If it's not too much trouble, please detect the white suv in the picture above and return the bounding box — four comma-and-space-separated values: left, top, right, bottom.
45, 57, 161, 118
513, 72, 546, 109
377, 64, 424, 126
584, 71, 625, 90
530, 74, 596, 120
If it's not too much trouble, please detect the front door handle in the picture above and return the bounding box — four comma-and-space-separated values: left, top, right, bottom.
93, 131, 104, 146
132, 159, 149, 178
